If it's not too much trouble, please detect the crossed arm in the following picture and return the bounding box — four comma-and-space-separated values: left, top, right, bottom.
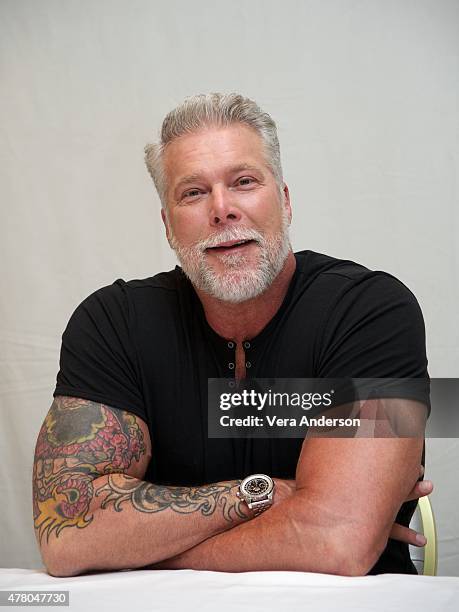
148, 436, 425, 574
33, 396, 428, 577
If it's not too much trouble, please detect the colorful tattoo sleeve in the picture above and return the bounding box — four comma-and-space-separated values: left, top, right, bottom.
33, 397, 247, 545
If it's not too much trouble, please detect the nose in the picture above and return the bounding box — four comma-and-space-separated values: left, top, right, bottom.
208, 185, 242, 227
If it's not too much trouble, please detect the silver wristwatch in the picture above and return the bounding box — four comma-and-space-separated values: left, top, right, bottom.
237, 474, 275, 516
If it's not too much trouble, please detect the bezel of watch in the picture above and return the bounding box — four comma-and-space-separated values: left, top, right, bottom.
237, 473, 274, 512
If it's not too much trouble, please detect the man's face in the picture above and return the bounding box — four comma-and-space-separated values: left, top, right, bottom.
161, 124, 292, 303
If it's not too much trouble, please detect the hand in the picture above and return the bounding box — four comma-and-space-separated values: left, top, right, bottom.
389, 465, 433, 547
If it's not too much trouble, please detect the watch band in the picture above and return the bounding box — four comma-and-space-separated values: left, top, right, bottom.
249, 498, 272, 516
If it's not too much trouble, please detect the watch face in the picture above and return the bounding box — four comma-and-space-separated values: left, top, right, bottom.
241, 474, 273, 500
246, 478, 269, 496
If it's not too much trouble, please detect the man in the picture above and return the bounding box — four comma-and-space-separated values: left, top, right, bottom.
33, 93, 432, 577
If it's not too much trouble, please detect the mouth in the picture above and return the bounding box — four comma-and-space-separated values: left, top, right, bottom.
205, 239, 257, 254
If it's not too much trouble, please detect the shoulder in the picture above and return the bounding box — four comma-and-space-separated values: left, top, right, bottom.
295, 248, 391, 284
294, 249, 421, 308
60, 268, 192, 344
295, 252, 429, 378
121, 266, 189, 295
72, 266, 189, 316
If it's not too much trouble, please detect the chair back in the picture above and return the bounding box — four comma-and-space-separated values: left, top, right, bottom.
409, 496, 438, 576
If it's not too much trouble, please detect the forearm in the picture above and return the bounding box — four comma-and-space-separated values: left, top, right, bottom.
149, 490, 356, 575
37, 473, 250, 577
153, 437, 424, 575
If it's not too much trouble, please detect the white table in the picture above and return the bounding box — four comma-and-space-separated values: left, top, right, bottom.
1, 568, 458, 612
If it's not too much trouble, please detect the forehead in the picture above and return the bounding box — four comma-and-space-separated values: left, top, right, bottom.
163, 124, 269, 187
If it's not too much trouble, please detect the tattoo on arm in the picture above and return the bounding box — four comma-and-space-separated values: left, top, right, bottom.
33, 397, 248, 545
95, 474, 248, 522
33, 397, 146, 544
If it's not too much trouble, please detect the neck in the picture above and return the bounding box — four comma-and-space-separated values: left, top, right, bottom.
194, 250, 296, 343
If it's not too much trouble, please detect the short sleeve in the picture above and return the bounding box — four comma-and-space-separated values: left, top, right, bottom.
54, 280, 146, 420
316, 272, 430, 411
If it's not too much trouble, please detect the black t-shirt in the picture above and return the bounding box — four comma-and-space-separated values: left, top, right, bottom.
54, 249, 430, 574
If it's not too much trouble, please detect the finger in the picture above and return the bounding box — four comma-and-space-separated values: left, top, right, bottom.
405, 480, 433, 501
390, 523, 427, 547
419, 465, 424, 478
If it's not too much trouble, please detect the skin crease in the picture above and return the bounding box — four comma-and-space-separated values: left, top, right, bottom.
160, 124, 297, 358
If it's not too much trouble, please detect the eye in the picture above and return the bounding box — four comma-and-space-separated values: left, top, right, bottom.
182, 188, 202, 200
236, 176, 256, 187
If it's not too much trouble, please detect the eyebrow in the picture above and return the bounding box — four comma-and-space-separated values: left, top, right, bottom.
173, 164, 265, 192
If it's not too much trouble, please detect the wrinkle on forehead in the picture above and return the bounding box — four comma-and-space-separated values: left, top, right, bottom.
163, 125, 271, 195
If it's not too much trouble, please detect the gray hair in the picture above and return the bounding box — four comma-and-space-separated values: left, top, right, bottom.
144, 93, 283, 208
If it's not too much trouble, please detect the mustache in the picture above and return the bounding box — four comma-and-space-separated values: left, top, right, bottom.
193, 227, 264, 251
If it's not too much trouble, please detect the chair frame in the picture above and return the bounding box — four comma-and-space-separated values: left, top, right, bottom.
417, 496, 438, 576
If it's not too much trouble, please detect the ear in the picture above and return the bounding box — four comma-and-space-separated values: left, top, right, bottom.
161, 208, 169, 240
282, 183, 292, 224
161, 207, 171, 243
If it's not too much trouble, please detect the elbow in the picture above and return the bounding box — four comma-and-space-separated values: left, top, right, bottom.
40, 541, 85, 578
290, 525, 378, 576
45, 563, 80, 578
284, 497, 385, 576
294, 523, 382, 576
45, 557, 84, 578
43, 555, 81, 578
332, 555, 373, 577
332, 534, 385, 577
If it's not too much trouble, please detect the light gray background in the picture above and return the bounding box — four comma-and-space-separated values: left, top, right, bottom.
1, 0, 458, 575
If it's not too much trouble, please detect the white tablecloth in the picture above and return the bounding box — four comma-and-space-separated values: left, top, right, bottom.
1, 568, 458, 612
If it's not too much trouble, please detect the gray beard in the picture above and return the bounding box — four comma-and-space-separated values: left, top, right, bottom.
169, 211, 291, 303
